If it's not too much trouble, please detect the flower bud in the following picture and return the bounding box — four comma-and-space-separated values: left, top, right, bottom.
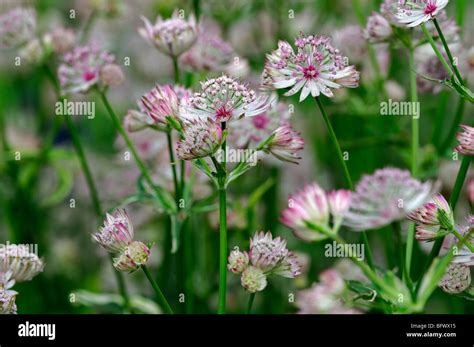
227, 248, 249, 274
240, 266, 267, 293
50, 27, 75, 54
100, 63, 125, 88
124, 110, 150, 132
113, 241, 150, 272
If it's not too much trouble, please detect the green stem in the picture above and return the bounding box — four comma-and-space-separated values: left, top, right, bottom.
408, 45, 419, 177
80, 9, 97, 43
420, 23, 454, 79
193, 0, 201, 20
452, 229, 474, 252
141, 265, 174, 314
433, 18, 464, 85
438, 97, 465, 154
218, 122, 228, 314
110, 255, 132, 313
247, 293, 256, 314
166, 128, 180, 207
456, 0, 467, 28
315, 97, 374, 270
172, 56, 180, 84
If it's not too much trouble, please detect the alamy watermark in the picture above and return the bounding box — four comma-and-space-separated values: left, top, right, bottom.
380, 99, 420, 119
324, 241, 365, 261
55, 98, 95, 119
215, 146, 258, 166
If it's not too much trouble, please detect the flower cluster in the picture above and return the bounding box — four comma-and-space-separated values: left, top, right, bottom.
407, 194, 454, 241
455, 125, 474, 156
0, 7, 36, 49
186, 74, 270, 122
264, 33, 360, 101
58, 44, 121, 94
228, 231, 301, 293
176, 119, 223, 160
281, 182, 351, 241
438, 263, 471, 294
92, 209, 150, 272
343, 168, 438, 231
139, 11, 197, 57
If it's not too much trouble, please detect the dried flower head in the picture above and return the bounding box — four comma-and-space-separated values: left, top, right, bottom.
58, 44, 115, 94
186, 75, 270, 123
139, 11, 197, 57
240, 266, 267, 293
0, 8, 36, 49
113, 241, 150, 272
396, 0, 449, 27
455, 125, 474, 156
264, 33, 360, 101
438, 263, 471, 294
93, 209, 134, 253
343, 168, 438, 231
176, 119, 223, 160
0, 244, 44, 283
227, 248, 249, 274
263, 124, 304, 164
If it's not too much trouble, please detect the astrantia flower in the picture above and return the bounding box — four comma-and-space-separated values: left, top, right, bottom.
365, 12, 393, 43
264, 33, 360, 101
438, 263, 471, 294
227, 248, 249, 274
124, 109, 152, 132
407, 194, 454, 241
281, 183, 330, 241
0, 288, 17, 314
139, 84, 190, 125
176, 119, 223, 160
455, 125, 474, 155
0, 8, 36, 49
263, 124, 304, 164
49, 26, 76, 54
99, 63, 125, 87
113, 241, 150, 272
343, 168, 438, 231
327, 190, 352, 228
185, 75, 270, 123
93, 209, 134, 253
0, 244, 44, 283
249, 231, 301, 278
396, 0, 449, 28
139, 11, 197, 57
58, 44, 115, 94
241, 266, 267, 293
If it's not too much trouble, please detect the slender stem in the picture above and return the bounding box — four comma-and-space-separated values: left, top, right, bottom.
141, 265, 174, 314
408, 46, 419, 177
315, 97, 374, 270
193, 0, 201, 20
172, 56, 180, 84
218, 122, 228, 314
433, 18, 464, 85
110, 255, 132, 313
456, 0, 467, 29
452, 229, 474, 252
392, 222, 405, 278
420, 23, 454, 79
166, 128, 180, 207
80, 9, 97, 43
98, 91, 159, 195
247, 293, 256, 314
438, 97, 465, 154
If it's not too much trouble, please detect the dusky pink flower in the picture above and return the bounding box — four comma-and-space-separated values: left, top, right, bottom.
327, 190, 352, 228
58, 44, 115, 94
176, 118, 223, 160
343, 168, 438, 231
263, 124, 304, 164
49, 26, 76, 54
93, 209, 134, 253
455, 125, 474, 155
264, 33, 360, 101
364, 12, 393, 43
0, 7, 36, 49
139, 10, 197, 57
396, 0, 449, 28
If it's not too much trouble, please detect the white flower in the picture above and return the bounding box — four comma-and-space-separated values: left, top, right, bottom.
396, 0, 449, 28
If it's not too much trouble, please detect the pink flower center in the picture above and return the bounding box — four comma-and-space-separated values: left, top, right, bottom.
252, 114, 270, 129
82, 70, 97, 82
424, 2, 437, 15
302, 65, 319, 80
216, 106, 231, 121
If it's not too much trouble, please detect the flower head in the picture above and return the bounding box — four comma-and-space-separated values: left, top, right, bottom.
0, 244, 44, 283
264, 33, 360, 101
185, 75, 271, 122
438, 263, 471, 294
249, 231, 301, 278
455, 125, 474, 156
49, 27, 76, 54
58, 44, 115, 94
0, 289, 17, 314
124, 109, 152, 132
99, 63, 125, 87
139, 11, 197, 57
0, 8, 36, 49
365, 12, 393, 43
240, 266, 267, 293
139, 84, 190, 125
176, 119, 223, 160
227, 248, 249, 274
113, 241, 150, 272
280, 183, 330, 241
343, 168, 438, 231
93, 209, 134, 253
263, 124, 304, 164
396, 0, 449, 28
327, 190, 352, 228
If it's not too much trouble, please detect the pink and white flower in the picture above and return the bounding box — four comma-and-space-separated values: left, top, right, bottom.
176, 119, 223, 160
139, 10, 197, 57
0, 7, 36, 49
263, 124, 304, 164
113, 241, 150, 272
364, 12, 393, 43
327, 190, 352, 228
58, 44, 115, 94
438, 263, 471, 294
343, 168, 438, 231
227, 248, 249, 274
455, 125, 474, 156
0, 244, 44, 284
264, 33, 360, 101
396, 0, 449, 28
240, 266, 267, 293
92, 209, 134, 253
